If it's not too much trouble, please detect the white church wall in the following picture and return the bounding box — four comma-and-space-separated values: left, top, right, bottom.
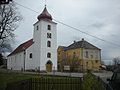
25, 45, 35, 70
7, 52, 24, 70
33, 22, 42, 70
39, 20, 57, 70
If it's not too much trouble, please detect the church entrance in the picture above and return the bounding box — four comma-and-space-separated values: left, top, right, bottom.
46, 60, 53, 72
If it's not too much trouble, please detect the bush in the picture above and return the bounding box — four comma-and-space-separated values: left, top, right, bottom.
82, 72, 105, 90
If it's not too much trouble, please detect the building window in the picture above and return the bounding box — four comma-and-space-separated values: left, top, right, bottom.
58, 52, 60, 55
91, 55, 93, 59
36, 25, 39, 30
73, 52, 76, 58
47, 33, 51, 38
47, 41, 51, 47
47, 53, 51, 58
29, 53, 32, 58
95, 60, 98, 63
73, 52, 76, 54
85, 51, 88, 58
95, 51, 98, 59
86, 62, 88, 65
47, 25, 51, 30
95, 55, 98, 59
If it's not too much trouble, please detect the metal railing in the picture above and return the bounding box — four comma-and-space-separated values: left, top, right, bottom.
6, 76, 82, 90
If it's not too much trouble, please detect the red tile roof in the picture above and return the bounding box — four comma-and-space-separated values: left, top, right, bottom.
8, 39, 34, 56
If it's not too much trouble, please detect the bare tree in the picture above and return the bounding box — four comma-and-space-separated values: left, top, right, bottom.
113, 57, 120, 66
0, 2, 22, 52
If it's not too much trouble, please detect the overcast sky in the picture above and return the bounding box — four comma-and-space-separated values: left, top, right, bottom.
13, 0, 120, 64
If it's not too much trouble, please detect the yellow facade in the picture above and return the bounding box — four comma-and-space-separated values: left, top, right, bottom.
57, 47, 101, 72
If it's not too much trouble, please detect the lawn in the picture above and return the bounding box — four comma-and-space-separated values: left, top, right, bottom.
0, 69, 82, 90
0, 69, 106, 90
0, 69, 36, 90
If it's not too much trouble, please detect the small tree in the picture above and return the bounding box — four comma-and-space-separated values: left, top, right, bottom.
0, 2, 22, 53
113, 57, 120, 66
0, 53, 4, 66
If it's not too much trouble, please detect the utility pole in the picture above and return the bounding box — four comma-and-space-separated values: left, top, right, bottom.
81, 38, 84, 73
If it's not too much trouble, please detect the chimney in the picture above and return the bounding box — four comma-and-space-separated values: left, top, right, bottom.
74, 40, 76, 43
82, 38, 84, 41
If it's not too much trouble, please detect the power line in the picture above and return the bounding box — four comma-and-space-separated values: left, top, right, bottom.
14, 1, 39, 13
53, 20, 120, 47
14, 1, 120, 48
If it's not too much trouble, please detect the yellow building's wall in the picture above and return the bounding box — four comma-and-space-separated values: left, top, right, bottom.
57, 47, 101, 71
83, 60, 101, 71
57, 47, 65, 63
65, 48, 81, 59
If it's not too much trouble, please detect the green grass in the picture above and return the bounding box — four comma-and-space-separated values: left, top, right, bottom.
0, 73, 33, 90
0, 69, 107, 90
0, 69, 82, 90
0, 69, 36, 90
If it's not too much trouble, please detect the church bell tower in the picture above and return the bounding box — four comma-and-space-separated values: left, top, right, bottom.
33, 6, 57, 71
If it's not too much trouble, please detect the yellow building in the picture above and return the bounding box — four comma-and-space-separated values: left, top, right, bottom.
57, 38, 101, 72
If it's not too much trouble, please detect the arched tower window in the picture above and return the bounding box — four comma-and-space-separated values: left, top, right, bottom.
47, 25, 51, 30
47, 52, 51, 58
47, 41, 51, 47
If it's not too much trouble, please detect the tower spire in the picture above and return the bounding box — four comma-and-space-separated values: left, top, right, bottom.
45, 0, 47, 7
37, 2, 52, 21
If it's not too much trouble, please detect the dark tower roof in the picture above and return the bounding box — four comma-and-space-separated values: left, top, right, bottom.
64, 38, 101, 50
37, 6, 52, 21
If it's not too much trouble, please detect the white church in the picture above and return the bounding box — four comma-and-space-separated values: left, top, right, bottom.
7, 6, 57, 72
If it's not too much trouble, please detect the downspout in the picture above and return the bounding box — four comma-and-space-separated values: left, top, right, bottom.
23, 48, 26, 71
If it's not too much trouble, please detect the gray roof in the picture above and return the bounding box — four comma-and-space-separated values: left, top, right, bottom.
58, 46, 67, 50
64, 39, 100, 50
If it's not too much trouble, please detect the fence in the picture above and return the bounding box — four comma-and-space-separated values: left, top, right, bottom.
6, 76, 82, 90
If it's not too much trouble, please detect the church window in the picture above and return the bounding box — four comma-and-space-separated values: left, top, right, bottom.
47, 52, 51, 58
47, 25, 51, 30
47, 41, 51, 47
36, 25, 39, 30
47, 33, 51, 38
29, 53, 32, 58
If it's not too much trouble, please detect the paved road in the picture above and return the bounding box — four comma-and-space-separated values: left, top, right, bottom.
93, 71, 113, 83
45, 72, 84, 77
46, 71, 113, 81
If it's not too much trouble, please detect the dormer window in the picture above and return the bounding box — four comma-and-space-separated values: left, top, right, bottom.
47, 25, 51, 30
